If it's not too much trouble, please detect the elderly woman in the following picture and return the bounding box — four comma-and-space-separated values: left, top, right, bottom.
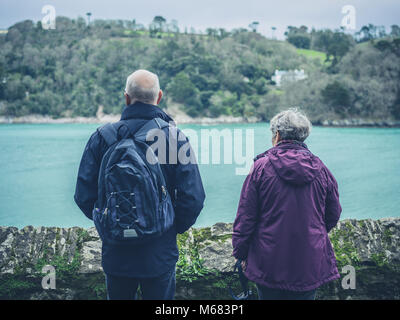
232, 108, 342, 300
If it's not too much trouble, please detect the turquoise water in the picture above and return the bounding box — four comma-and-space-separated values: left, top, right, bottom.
0, 123, 399, 229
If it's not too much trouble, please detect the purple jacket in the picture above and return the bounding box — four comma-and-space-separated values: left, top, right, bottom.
232, 140, 342, 291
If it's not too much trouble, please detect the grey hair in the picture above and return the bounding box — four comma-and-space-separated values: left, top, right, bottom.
125, 70, 160, 104
270, 108, 312, 142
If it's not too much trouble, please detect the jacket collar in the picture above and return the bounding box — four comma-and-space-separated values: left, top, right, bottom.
276, 140, 308, 149
254, 140, 309, 161
120, 101, 175, 124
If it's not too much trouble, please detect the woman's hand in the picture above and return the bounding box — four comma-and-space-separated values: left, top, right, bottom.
236, 259, 247, 271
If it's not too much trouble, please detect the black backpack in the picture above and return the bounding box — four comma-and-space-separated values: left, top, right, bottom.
93, 118, 175, 245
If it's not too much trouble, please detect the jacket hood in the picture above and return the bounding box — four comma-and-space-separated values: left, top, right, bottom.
257, 141, 322, 186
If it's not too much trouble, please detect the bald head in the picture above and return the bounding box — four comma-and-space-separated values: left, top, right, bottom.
125, 69, 161, 105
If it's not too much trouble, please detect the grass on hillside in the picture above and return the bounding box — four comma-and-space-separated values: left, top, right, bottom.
296, 48, 329, 65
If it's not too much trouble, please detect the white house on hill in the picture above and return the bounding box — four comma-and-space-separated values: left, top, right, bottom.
271, 69, 307, 87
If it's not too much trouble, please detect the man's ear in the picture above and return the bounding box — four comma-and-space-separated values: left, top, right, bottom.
124, 92, 131, 106
156, 90, 163, 105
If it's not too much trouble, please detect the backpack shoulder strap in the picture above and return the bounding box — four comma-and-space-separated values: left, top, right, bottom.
97, 123, 119, 147
134, 118, 171, 141
99, 118, 172, 146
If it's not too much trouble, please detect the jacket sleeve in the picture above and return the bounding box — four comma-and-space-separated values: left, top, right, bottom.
173, 133, 205, 234
232, 163, 260, 260
74, 132, 103, 220
324, 168, 342, 233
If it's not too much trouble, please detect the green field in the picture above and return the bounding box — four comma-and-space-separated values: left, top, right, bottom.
296, 48, 328, 64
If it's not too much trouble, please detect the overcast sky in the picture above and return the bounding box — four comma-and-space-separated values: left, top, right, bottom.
0, 0, 399, 38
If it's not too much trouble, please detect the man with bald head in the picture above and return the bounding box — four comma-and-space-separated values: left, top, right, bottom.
74, 70, 205, 300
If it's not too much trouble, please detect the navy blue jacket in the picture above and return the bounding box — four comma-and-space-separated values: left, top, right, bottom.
74, 102, 205, 278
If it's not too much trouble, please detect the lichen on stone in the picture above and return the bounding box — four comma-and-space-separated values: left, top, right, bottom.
0, 218, 399, 300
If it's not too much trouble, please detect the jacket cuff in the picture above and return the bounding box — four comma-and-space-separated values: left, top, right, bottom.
74, 195, 93, 220
232, 247, 248, 260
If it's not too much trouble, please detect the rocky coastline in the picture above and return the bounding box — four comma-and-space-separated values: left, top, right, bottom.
0, 114, 257, 125
1, 114, 400, 127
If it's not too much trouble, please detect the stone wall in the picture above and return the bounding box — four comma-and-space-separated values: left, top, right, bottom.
0, 218, 399, 300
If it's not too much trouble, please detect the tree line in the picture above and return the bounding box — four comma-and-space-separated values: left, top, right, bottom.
0, 16, 399, 121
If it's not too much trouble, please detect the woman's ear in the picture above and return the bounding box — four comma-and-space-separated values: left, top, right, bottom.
272, 131, 281, 146
276, 131, 281, 143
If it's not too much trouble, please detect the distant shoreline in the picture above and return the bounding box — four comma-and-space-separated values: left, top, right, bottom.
0, 114, 259, 125
1, 114, 400, 128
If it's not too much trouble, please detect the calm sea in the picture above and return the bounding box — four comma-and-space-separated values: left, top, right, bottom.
0, 123, 399, 229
